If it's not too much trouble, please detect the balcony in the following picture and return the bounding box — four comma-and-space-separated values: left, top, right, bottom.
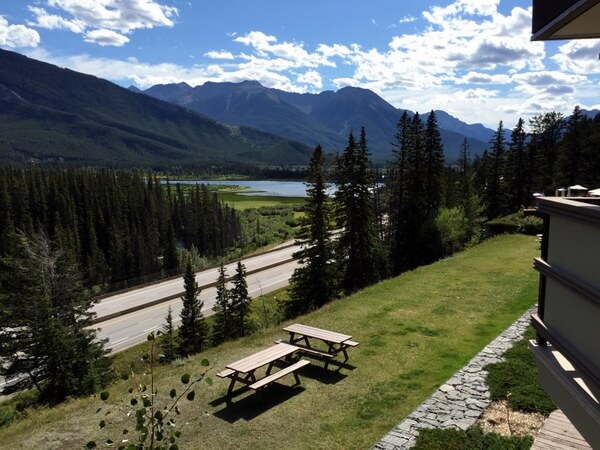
529, 197, 600, 449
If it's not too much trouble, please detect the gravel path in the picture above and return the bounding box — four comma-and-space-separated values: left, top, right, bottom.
372, 306, 536, 449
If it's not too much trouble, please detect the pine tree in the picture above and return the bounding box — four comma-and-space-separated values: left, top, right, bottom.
388, 111, 412, 275
485, 121, 508, 218
211, 263, 233, 345
334, 128, 381, 294
423, 111, 445, 218
507, 118, 528, 210
456, 138, 484, 245
288, 145, 337, 316
230, 261, 251, 338
558, 106, 584, 187
161, 306, 178, 362
178, 261, 208, 356
0, 232, 110, 402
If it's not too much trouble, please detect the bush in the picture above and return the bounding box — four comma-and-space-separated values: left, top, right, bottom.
486, 212, 542, 236
486, 327, 556, 415
0, 406, 17, 428
413, 426, 533, 450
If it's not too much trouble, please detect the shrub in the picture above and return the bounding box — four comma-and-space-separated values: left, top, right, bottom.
486, 327, 555, 415
0, 406, 17, 428
486, 212, 542, 236
413, 426, 533, 450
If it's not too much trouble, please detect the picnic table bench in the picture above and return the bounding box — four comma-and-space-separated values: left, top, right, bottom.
217, 342, 309, 395
281, 323, 359, 369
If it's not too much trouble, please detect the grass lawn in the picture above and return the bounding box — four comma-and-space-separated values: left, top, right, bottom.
0, 234, 538, 449
217, 191, 306, 210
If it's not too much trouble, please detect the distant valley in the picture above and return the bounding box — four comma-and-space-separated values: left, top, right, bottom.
0, 48, 496, 167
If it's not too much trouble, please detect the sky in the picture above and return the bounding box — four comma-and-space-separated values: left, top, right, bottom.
1, 0, 600, 129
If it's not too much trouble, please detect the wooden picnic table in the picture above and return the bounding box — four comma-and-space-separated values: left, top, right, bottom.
218, 342, 308, 395
282, 323, 359, 368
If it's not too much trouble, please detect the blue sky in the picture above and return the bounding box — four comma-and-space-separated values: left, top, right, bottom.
2, 0, 600, 129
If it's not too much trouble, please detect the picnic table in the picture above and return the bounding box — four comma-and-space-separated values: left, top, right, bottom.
282, 323, 359, 368
217, 342, 309, 395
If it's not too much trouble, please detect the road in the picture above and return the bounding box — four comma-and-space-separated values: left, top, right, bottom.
93, 245, 300, 353
92, 242, 297, 321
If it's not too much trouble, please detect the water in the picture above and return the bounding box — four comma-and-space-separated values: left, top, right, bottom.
170, 179, 316, 197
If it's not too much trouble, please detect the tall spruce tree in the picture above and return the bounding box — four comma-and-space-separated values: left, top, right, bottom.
211, 263, 233, 345
288, 145, 336, 316
388, 111, 412, 275
558, 106, 584, 187
0, 232, 109, 402
161, 306, 178, 362
178, 261, 208, 356
423, 111, 445, 218
507, 118, 528, 210
334, 128, 381, 294
230, 261, 251, 338
485, 121, 508, 218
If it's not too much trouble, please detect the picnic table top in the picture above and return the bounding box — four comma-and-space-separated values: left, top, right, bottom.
226, 342, 299, 374
283, 323, 352, 344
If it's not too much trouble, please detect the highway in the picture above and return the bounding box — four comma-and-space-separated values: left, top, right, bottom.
93, 243, 300, 353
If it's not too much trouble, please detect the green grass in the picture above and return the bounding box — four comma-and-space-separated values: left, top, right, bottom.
0, 234, 538, 449
217, 191, 306, 210
486, 327, 556, 415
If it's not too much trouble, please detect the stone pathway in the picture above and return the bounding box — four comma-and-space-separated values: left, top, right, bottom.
372, 306, 536, 449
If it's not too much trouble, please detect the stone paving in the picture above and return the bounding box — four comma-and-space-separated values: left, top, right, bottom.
372, 306, 537, 449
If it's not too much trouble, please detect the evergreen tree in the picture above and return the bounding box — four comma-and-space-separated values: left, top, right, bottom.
558, 106, 585, 187
334, 128, 381, 294
288, 145, 337, 316
178, 262, 208, 356
163, 222, 180, 274
211, 263, 233, 345
0, 232, 110, 402
230, 261, 251, 338
530, 112, 565, 193
507, 118, 528, 210
387, 111, 412, 275
456, 138, 485, 244
485, 121, 508, 218
161, 306, 178, 362
423, 111, 445, 218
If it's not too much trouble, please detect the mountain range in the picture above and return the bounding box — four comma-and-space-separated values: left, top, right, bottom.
0, 49, 311, 167
141, 81, 494, 162
0, 48, 496, 168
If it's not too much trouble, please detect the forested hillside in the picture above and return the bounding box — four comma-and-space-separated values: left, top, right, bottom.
0, 49, 311, 167
0, 168, 241, 290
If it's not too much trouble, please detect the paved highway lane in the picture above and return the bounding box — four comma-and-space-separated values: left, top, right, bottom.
94, 259, 299, 353
92, 242, 297, 320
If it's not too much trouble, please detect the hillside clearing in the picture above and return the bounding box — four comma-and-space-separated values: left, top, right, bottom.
0, 234, 538, 449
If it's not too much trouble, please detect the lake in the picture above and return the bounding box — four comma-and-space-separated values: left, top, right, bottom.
171, 180, 333, 198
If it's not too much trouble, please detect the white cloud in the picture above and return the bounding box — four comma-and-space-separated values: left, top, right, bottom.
204, 50, 235, 60
457, 71, 511, 84
298, 70, 323, 89
0, 16, 40, 48
45, 0, 178, 33
84, 29, 130, 46
552, 39, 600, 75
28, 6, 86, 33
234, 31, 335, 69
25, 0, 178, 46
398, 15, 417, 24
